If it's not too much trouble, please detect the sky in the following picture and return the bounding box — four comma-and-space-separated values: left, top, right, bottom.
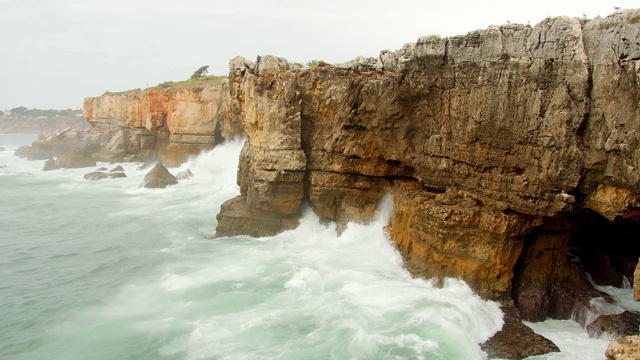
0, 0, 636, 110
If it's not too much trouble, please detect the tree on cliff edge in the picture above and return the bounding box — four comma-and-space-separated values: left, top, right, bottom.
190, 65, 209, 80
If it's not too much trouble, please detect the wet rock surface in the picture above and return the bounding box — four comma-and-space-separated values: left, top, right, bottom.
141, 163, 178, 189
175, 168, 193, 180
215, 10, 640, 304
481, 301, 559, 359
588, 311, 640, 339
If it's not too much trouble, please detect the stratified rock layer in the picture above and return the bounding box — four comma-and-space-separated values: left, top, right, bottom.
215, 10, 640, 307
83, 80, 243, 165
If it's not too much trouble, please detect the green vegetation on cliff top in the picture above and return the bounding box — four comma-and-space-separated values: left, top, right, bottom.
100, 60, 321, 96
102, 65, 228, 96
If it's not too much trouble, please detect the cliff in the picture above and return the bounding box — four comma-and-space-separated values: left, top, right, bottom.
215, 9, 640, 324
83, 80, 243, 165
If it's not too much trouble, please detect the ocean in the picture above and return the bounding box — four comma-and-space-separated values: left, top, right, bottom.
0, 134, 623, 359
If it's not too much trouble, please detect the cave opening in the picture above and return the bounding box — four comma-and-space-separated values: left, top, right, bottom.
569, 209, 640, 288
511, 210, 640, 322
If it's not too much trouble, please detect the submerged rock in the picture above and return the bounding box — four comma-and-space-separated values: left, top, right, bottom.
587, 311, 640, 339
175, 168, 193, 180
83, 171, 110, 181
481, 302, 559, 359
142, 163, 178, 189
137, 161, 157, 171
109, 165, 125, 173
109, 172, 126, 179
42, 159, 60, 171
83, 171, 127, 181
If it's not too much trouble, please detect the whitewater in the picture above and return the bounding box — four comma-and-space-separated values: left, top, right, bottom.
0, 134, 621, 359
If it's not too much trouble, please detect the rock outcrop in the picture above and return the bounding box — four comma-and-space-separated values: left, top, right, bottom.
15, 127, 90, 161
588, 311, 640, 339
142, 163, 178, 189
83, 80, 244, 166
68, 8, 640, 359
214, 8, 640, 325
481, 301, 559, 359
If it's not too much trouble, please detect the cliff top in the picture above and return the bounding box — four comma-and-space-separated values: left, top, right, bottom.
229, 9, 639, 75
97, 75, 228, 98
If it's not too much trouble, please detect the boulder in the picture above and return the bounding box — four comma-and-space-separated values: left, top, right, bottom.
109, 165, 125, 173
256, 55, 289, 75
587, 311, 640, 339
83, 171, 110, 181
14, 141, 53, 160
142, 163, 178, 189
109, 172, 126, 179
56, 149, 96, 168
42, 159, 60, 171
229, 56, 255, 76
83, 171, 127, 181
481, 301, 560, 359
606, 335, 640, 360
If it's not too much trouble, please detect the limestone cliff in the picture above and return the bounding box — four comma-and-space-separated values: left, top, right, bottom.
215, 8, 640, 322
83, 80, 243, 165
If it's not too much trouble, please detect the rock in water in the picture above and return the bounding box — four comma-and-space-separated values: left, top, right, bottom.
481, 301, 560, 359
83, 171, 127, 181
175, 168, 193, 180
137, 161, 157, 171
606, 335, 640, 360
109, 172, 127, 179
142, 163, 178, 189
14, 142, 54, 160
0, 146, 5, 151
83, 171, 110, 181
587, 311, 640, 339
42, 159, 60, 171
109, 165, 125, 173
56, 149, 96, 168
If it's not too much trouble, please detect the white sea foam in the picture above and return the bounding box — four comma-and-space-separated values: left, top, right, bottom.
525, 320, 612, 360
0, 137, 624, 360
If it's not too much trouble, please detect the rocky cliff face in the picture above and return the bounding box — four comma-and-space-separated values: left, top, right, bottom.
83, 80, 243, 165
215, 9, 640, 321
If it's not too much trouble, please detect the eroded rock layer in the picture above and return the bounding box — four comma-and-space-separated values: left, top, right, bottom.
83, 80, 243, 165
215, 10, 640, 307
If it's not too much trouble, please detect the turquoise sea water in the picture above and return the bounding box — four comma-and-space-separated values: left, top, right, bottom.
0, 134, 620, 359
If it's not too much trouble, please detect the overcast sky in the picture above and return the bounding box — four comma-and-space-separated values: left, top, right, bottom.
0, 0, 635, 110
